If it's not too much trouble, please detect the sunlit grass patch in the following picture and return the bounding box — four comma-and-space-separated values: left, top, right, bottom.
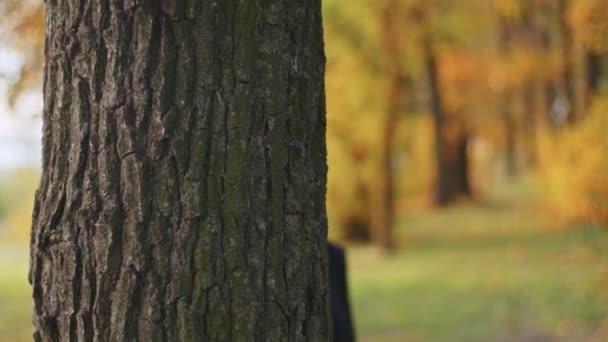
348, 188, 608, 341
0, 245, 32, 342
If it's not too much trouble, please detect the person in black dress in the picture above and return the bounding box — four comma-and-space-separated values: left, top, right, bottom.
328, 242, 355, 342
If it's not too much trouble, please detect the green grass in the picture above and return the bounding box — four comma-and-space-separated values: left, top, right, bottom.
347, 179, 608, 341
0, 245, 32, 342
0, 168, 38, 341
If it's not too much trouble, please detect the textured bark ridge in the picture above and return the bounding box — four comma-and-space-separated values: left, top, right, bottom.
30, 0, 330, 341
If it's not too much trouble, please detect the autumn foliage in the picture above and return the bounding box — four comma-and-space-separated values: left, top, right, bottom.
1, 0, 607, 246
323, 0, 608, 244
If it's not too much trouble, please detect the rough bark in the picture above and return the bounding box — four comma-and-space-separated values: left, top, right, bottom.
424, 41, 471, 206
30, 1, 331, 341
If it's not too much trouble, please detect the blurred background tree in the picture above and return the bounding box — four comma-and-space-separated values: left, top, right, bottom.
323, 0, 608, 249
0, 0, 43, 105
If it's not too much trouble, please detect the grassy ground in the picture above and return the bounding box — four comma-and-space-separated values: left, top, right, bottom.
348, 179, 608, 341
1, 178, 607, 341
0, 245, 32, 342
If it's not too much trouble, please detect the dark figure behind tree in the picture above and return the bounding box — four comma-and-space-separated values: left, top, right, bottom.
328, 242, 355, 342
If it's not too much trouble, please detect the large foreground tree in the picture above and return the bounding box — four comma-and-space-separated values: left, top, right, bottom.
29, 1, 331, 341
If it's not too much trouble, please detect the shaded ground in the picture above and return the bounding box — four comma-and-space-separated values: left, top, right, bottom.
348, 179, 608, 341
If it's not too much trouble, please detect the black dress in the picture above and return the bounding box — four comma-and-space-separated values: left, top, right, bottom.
328, 243, 355, 342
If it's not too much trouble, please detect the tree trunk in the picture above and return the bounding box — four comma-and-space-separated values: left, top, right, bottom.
497, 17, 519, 177
523, 81, 540, 167
501, 89, 518, 177
587, 53, 603, 93
571, 36, 588, 120
372, 3, 402, 251
434, 128, 471, 205
558, 0, 587, 123
30, 1, 331, 341
374, 73, 399, 250
424, 42, 471, 206
530, 73, 551, 165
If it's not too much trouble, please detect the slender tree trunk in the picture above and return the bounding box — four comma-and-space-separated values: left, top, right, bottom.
587, 53, 603, 92
372, 3, 402, 250
374, 73, 399, 250
30, 1, 331, 341
435, 126, 471, 206
571, 36, 588, 120
530, 79, 546, 165
558, 0, 586, 122
424, 42, 471, 206
523, 81, 540, 167
501, 89, 518, 177
452, 133, 471, 199
497, 17, 520, 177
560, 0, 599, 122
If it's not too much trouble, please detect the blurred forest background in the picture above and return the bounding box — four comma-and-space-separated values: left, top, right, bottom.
1, 0, 608, 341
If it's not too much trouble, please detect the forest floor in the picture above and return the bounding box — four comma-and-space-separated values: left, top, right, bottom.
1, 177, 607, 341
